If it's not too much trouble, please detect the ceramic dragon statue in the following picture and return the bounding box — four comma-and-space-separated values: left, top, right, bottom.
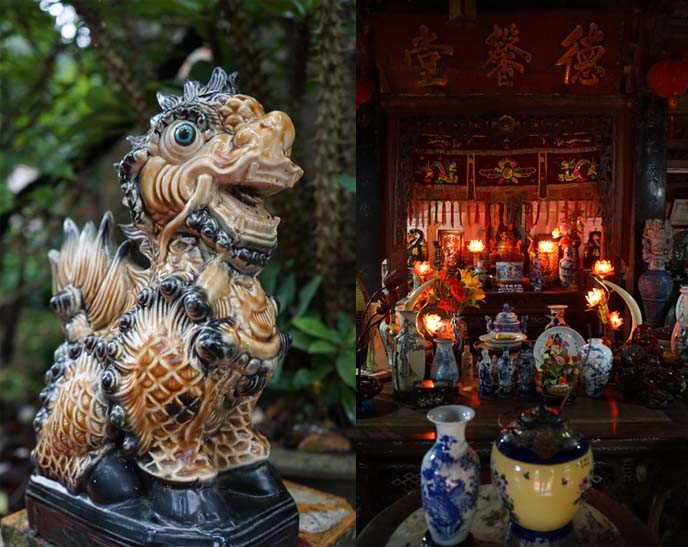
28, 68, 303, 546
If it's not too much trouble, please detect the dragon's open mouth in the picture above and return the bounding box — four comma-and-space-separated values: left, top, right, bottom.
185, 177, 279, 274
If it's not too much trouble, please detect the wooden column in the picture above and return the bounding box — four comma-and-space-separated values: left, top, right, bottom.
356, 102, 384, 291
634, 95, 667, 290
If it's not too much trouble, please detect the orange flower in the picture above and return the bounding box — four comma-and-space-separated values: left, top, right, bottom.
449, 282, 466, 302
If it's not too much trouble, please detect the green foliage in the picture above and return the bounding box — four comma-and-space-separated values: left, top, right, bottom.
260, 261, 355, 424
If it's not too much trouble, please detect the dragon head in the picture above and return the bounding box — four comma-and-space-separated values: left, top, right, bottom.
118, 67, 303, 274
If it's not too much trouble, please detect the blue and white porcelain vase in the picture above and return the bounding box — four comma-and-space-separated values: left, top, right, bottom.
393, 310, 425, 399
497, 347, 515, 399
421, 405, 480, 546
578, 338, 613, 398
517, 343, 536, 399
671, 286, 688, 366
431, 338, 460, 386
478, 349, 495, 398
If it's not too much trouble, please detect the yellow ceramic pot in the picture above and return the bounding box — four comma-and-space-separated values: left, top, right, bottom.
490, 406, 593, 538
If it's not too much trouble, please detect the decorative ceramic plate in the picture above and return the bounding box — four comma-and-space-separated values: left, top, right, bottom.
533, 326, 586, 371
478, 332, 527, 349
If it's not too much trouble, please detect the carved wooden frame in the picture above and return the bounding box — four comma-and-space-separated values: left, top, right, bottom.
381, 95, 636, 290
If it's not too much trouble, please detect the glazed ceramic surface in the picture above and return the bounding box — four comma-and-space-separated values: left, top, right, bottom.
533, 327, 585, 371
431, 338, 459, 386
394, 310, 425, 395
479, 332, 527, 350
29, 67, 303, 545
579, 339, 613, 398
421, 405, 480, 546
671, 286, 688, 364
491, 406, 593, 534
517, 345, 536, 398
478, 350, 495, 397
497, 347, 515, 398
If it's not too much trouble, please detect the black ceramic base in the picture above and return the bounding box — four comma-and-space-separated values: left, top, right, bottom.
26, 456, 298, 547
421, 530, 475, 547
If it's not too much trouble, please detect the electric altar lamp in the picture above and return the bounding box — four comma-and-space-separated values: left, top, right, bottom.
593, 259, 615, 278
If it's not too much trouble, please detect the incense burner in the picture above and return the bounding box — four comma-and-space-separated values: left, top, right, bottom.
27, 67, 302, 547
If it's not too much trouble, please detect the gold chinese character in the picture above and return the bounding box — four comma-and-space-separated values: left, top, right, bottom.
482, 23, 532, 87
404, 24, 454, 87
555, 23, 606, 86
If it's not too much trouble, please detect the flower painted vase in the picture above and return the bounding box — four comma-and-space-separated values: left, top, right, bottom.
431, 338, 459, 386
497, 347, 515, 399
558, 246, 576, 289
671, 286, 688, 365
578, 339, 613, 398
517, 344, 536, 399
478, 349, 495, 398
421, 405, 480, 546
491, 406, 593, 545
393, 310, 425, 399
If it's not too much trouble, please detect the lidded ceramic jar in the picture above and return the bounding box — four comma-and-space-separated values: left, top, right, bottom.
491, 406, 593, 542
490, 303, 521, 333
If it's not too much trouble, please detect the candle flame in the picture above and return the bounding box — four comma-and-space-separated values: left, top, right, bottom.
468, 239, 485, 253
413, 261, 434, 276
552, 227, 561, 239
593, 260, 614, 277
538, 240, 555, 254
421, 379, 435, 388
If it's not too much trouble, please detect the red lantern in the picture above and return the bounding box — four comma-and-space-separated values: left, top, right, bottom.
356, 77, 373, 108
647, 57, 688, 109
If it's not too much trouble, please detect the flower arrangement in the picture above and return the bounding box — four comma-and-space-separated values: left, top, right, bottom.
540, 333, 580, 391
414, 268, 486, 315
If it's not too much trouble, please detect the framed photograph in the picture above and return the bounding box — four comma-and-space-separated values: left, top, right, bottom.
670, 199, 688, 227
437, 230, 464, 270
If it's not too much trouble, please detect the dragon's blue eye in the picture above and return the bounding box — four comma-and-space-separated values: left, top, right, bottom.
174, 123, 196, 146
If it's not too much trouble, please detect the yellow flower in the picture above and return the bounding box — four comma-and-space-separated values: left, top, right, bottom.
470, 287, 486, 303
459, 269, 482, 289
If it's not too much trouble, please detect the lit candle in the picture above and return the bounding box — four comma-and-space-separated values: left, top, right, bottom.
413, 261, 434, 278
608, 310, 624, 330
585, 287, 606, 308
552, 227, 561, 239
468, 240, 485, 253
593, 260, 614, 278
538, 240, 555, 254
421, 379, 435, 388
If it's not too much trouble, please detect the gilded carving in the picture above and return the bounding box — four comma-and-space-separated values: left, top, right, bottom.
31, 67, 303, 526
482, 23, 532, 87
555, 23, 606, 86
403, 24, 454, 87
